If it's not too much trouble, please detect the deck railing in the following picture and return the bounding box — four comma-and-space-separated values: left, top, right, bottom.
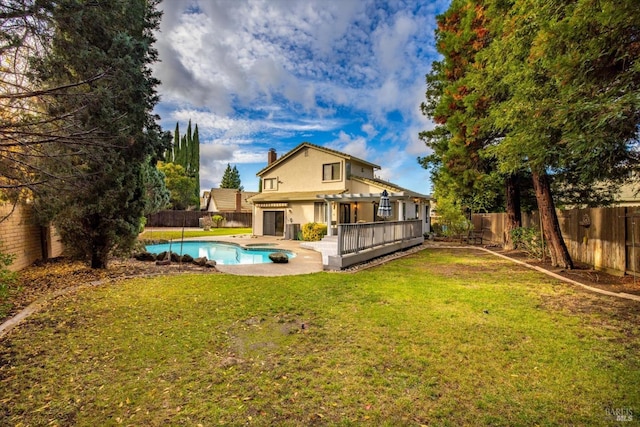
337, 220, 423, 256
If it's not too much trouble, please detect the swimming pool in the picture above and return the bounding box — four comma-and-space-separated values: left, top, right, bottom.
144, 241, 295, 265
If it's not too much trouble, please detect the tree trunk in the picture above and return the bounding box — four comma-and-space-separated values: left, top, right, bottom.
91, 242, 109, 269
531, 170, 573, 269
504, 173, 522, 250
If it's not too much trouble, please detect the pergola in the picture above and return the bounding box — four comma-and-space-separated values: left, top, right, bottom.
316, 191, 427, 236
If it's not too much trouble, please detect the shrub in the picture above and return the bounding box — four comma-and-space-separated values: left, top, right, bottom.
301, 222, 327, 241
432, 196, 472, 238
212, 215, 225, 228
431, 223, 444, 237
0, 248, 17, 318
138, 217, 147, 234
510, 227, 547, 259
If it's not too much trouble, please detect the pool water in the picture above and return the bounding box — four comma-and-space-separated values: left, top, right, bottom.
144, 241, 295, 265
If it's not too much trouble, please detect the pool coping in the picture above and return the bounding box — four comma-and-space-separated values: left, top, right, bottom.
169, 234, 324, 276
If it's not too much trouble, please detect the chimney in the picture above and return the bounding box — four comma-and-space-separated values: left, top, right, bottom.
268, 148, 277, 165
236, 191, 242, 212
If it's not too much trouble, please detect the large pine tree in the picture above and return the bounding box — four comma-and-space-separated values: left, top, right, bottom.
423, 0, 640, 268
220, 164, 242, 190
419, 0, 525, 247
33, 0, 170, 268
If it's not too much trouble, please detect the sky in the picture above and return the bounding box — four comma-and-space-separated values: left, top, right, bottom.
152, 0, 450, 194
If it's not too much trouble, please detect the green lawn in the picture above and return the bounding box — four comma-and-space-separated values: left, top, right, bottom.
139, 227, 252, 241
1, 249, 638, 426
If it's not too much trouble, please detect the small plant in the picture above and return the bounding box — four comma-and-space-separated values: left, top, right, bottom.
0, 247, 17, 318
431, 196, 471, 238
301, 222, 327, 241
212, 215, 225, 228
138, 217, 147, 234
510, 226, 547, 259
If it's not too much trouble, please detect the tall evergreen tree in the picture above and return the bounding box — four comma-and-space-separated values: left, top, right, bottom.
419, 0, 525, 248
220, 163, 242, 190
476, 0, 639, 268
167, 122, 179, 163
423, 0, 640, 268
165, 119, 200, 206
191, 123, 200, 199
32, 0, 170, 268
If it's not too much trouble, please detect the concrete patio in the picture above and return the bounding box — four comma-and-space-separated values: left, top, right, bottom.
149, 231, 326, 276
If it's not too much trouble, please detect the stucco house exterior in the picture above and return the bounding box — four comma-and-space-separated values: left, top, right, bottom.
613, 180, 640, 207
247, 142, 432, 238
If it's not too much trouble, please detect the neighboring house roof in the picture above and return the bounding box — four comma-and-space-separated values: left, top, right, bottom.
256, 142, 381, 176
204, 188, 259, 212
351, 176, 430, 199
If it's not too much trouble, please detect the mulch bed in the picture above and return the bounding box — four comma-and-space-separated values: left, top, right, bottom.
494, 248, 640, 297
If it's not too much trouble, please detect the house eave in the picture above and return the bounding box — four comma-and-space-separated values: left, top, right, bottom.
256, 142, 381, 177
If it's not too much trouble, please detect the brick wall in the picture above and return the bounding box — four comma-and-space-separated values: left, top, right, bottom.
0, 203, 64, 271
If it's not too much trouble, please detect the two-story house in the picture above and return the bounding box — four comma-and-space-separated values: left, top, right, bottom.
248, 142, 431, 237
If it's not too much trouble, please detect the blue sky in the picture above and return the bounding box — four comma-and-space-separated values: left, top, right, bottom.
153, 0, 450, 194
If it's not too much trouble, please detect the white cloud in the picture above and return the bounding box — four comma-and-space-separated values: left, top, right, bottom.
327, 131, 371, 161
361, 123, 378, 138
153, 0, 449, 193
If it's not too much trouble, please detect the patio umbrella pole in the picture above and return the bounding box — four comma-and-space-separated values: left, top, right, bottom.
179, 212, 186, 270
377, 190, 392, 244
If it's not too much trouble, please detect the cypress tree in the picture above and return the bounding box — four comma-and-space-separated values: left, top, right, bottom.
192, 124, 200, 200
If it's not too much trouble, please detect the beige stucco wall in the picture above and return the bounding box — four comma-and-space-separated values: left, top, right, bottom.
261, 148, 378, 193
349, 179, 381, 194
347, 160, 376, 179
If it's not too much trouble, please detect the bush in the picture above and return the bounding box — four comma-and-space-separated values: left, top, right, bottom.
431, 223, 444, 237
510, 227, 547, 259
301, 223, 327, 241
138, 217, 147, 234
0, 248, 17, 318
212, 215, 225, 228
431, 195, 471, 238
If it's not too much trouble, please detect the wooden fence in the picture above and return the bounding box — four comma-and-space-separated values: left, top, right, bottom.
146, 210, 252, 228
473, 206, 640, 276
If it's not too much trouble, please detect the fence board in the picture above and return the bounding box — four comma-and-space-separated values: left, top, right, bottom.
146, 211, 252, 228
625, 208, 640, 275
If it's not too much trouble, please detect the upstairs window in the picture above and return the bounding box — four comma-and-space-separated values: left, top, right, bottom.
322, 162, 341, 181
263, 178, 277, 190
